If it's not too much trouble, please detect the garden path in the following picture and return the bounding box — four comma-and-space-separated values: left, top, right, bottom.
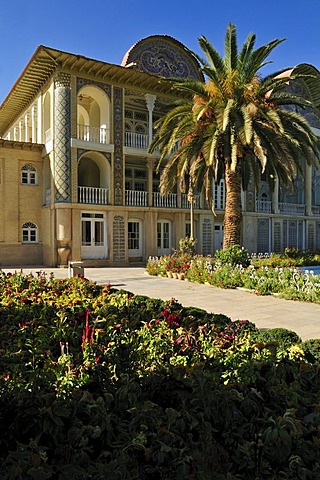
2, 266, 320, 341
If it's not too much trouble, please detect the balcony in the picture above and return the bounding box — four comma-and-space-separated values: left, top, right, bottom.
181, 193, 201, 209
279, 203, 306, 215
256, 200, 272, 213
153, 192, 177, 208
77, 124, 108, 144
125, 190, 148, 207
125, 132, 149, 149
78, 187, 109, 205
312, 206, 320, 216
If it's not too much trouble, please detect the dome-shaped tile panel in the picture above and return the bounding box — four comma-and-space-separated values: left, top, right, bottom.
122, 35, 203, 81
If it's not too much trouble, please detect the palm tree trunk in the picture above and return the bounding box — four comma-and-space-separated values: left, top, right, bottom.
223, 163, 242, 248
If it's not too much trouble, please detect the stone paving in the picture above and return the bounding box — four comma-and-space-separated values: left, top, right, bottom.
2, 265, 320, 341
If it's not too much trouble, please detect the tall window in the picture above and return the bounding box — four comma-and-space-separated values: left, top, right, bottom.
128, 221, 140, 251
214, 180, 225, 209
22, 222, 38, 243
21, 164, 37, 185
157, 220, 171, 255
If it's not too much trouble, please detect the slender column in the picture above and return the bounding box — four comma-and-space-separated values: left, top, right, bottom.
272, 175, 279, 213
37, 96, 42, 143
305, 164, 312, 215
31, 104, 37, 143
13, 125, 18, 141
24, 113, 30, 142
146, 158, 155, 206
145, 94, 156, 146
19, 119, 23, 142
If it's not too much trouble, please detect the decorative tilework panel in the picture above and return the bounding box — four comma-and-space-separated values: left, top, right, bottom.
113, 215, 126, 262
55, 73, 71, 202
113, 87, 123, 205
202, 217, 212, 256
124, 36, 202, 81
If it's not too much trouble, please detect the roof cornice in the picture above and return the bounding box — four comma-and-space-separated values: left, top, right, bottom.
0, 45, 176, 136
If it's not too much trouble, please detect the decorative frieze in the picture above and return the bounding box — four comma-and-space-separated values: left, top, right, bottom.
76, 77, 111, 98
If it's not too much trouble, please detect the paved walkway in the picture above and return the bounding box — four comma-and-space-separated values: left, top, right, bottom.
1, 266, 320, 341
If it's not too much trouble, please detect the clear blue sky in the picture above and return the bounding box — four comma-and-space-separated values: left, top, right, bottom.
0, 0, 319, 104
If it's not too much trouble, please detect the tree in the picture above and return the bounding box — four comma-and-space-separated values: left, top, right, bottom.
149, 23, 320, 249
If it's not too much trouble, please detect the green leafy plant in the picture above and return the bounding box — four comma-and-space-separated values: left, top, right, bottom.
254, 327, 301, 350
301, 338, 320, 362
215, 245, 250, 267
178, 236, 197, 255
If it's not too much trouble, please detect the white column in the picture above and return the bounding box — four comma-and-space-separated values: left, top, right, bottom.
31, 104, 37, 143
145, 94, 156, 146
305, 164, 312, 215
37, 95, 43, 143
146, 158, 154, 206
24, 113, 30, 142
13, 125, 18, 141
19, 119, 23, 142
272, 175, 279, 213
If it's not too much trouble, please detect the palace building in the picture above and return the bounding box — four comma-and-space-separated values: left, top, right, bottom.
1, 35, 320, 267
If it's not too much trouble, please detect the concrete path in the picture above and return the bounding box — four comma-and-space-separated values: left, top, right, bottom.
1, 266, 320, 341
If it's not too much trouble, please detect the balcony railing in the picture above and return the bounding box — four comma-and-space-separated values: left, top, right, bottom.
279, 202, 306, 215
77, 124, 108, 144
181, 193, 201, 209
125, 190, 148, 207
312, 205, 320, 216
256, 200, 272, 213
125, 132, 149, 149
78, 186, 109, 205
153, 192, 177, 208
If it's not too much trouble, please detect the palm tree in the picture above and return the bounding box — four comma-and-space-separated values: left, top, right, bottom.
149, 23, 320, 249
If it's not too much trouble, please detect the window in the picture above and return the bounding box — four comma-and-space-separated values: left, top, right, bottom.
22, 222, 38, 243
214, 180, 225, 210
125, 166, 147, 191
128, 221, 140, 251
21, 164, 37, 185
157, 220, 171, 255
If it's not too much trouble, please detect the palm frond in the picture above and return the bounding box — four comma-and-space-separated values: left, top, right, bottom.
237, 32, 256, 74
224, 23, 238, 71
198, 35, 225, 75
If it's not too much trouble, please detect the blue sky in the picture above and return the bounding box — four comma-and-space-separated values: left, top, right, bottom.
0, 0, 319, 103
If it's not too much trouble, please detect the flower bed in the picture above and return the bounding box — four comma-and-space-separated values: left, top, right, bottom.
146, 247, 320, 303
0, 271, 319, 478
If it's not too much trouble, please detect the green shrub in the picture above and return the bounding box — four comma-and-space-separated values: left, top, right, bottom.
215, 245, 250, 267
301, 338, 320, 362
251, 253, 297, 268
254, 327, 301, 349
178, 236, 197, 255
